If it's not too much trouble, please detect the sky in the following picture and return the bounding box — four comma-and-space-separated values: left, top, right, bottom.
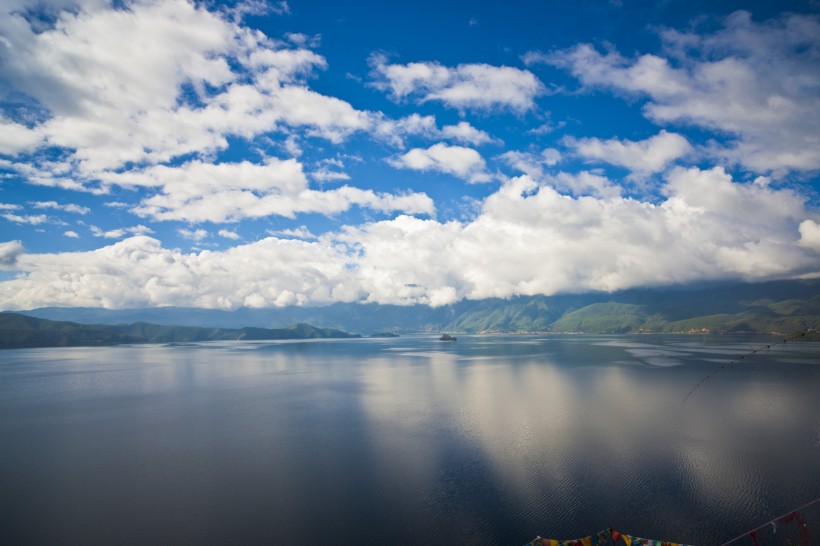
0, 0, 819, 310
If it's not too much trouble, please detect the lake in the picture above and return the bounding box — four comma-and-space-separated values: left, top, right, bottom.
1, 335, 819, 545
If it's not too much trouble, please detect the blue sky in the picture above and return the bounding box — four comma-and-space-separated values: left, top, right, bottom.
0, 0, 819, 309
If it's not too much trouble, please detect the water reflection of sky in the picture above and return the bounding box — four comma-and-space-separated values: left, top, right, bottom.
1, 336, 818, 545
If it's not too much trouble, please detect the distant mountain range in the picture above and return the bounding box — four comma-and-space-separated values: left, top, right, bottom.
6, 279, 820, 337
0, 313, 359, 349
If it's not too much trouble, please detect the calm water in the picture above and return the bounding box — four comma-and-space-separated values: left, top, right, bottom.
1, 335, 819, 545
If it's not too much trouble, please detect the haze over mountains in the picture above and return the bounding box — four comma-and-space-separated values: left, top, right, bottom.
10, 279, 820, 336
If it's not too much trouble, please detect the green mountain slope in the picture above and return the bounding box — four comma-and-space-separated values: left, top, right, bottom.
446, 281, 820, 334
549, 303, 651, 333
0, 314, 359, 349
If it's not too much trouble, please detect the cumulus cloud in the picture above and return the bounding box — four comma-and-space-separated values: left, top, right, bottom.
498, 148, 562, 179
388, 143, 491, 183
0, 0, 377, 175
0, 159, 91, 193
565, 130, 692, 175
370, 113, 439, 146
0, 235, 356, 309
440, 122, 495, 146
799, 220, 820, 251
32, 201, 91, 214
1, 0, 234, 170
90, 224, 154, 239
179, 228, 208, 241
218, 229, 242, 240
498, 148, 621, 198
0, 204, 39, 224
310, 168, 351, 182
97, 158, 433, 222
544, 171, 622, 199
532, 11, 820, 173
0, 0, 442, 226
0, 240, 24, 267
336, 167, 819, 304
1, 167, 817, 309
373, 115, 498, 149
227, 0, 290, 22
2, 213, 49, 225
370, 54, 545, 112
270, 226, 317, 240
0, 118, 43, 155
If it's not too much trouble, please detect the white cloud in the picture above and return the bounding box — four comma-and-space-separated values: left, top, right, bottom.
372, 114, 499, 149
536, 11, 820, 173
370, 54, 545, 112
0, 159, 91, 193
64, 231, 80, 238
218, 229, 241, 240
90, 224, 154, 239
0, 235, 356, 309
565, 130, 691, 175
0, 118, 43, 154
270, 226, 317, 240
440, 122, 495, 146
544, 171, 622, 199
0, 0, 442, 227
264, 85, 373, 143
2, 213, 49, 225
388, 143, 491, 184
244, 46, 327, 80
97, 158, 432, 222
32, 201, 91, 214
499, 148, 562, 179
179, 228, 208, 241
336, 167, 818, 304
1, 167, 816, 309
371, 113, 439, 146
0, 0, 378, 176
311, 169, 351, 182
0, 240, 24, 267
227, 0, 290, 22
1, 0, 234, 170
284, 33, 320, 48
799, 220, 820, 251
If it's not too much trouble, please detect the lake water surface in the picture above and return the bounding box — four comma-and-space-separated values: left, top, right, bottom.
1, 335, 819, 545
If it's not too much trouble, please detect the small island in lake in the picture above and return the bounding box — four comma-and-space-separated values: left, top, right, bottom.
370, 332, 399, 338
439, 333, 457, 341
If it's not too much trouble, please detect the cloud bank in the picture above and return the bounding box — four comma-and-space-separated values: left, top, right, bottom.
1, 167, 817, 309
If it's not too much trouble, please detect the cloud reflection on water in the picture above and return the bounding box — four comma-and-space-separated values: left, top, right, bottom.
356, 336, 820, 542
2, 336, 818, 544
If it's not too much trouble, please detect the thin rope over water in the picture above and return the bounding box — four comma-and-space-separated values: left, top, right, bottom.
718, 497, 820, 546
683, 329, 815, 402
